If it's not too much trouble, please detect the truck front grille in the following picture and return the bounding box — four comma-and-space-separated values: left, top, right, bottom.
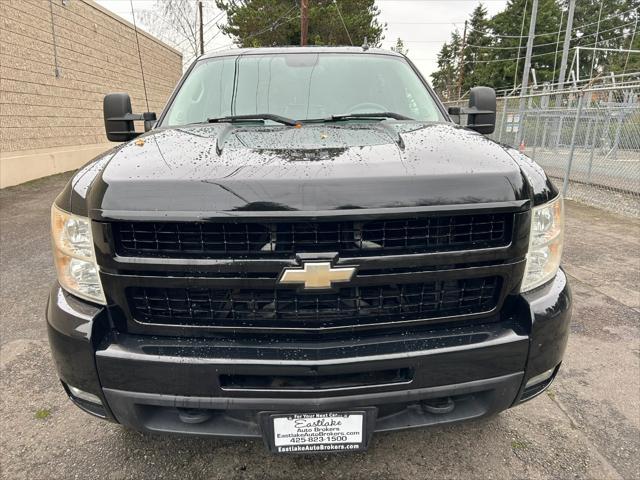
113, 213, 510, 258
127, 276, 501, 330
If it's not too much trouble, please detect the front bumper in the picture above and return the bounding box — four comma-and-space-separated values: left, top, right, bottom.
46, 270, 571, 438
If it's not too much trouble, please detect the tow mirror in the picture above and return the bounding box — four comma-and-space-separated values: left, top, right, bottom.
467, 87, 496, 134
447, 86, 496, 135
103, 93, 156, 142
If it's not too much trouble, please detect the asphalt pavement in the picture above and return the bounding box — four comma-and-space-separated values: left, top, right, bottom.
1, 172, 638, 480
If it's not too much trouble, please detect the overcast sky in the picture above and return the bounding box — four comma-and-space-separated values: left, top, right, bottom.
96, 0, 509, 80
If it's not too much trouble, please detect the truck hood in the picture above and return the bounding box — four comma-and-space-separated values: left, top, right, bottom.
83, 122, 530, 218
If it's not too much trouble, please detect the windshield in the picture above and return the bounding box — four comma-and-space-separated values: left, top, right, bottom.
161, 53, 444, 126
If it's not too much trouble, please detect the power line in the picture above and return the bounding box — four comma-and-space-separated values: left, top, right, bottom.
623, 9, 639, 74
170, 1, 198, 47
129, 0, 150, 112
202, 21, 220, 38
128, 4, 226, 55
300, 0, 309, 45
201, 10, 226, 34
404, 39, 463, 43
517, 0, 538, 146
464, 42, 524, 50
377, 0, 508, 2
461, 32, 631, 64
457, 5, 638, 39
419, 17, 635, 56
463, 20, 636, 50
552, 7, 565, 77
431, 30, 628, 67
417, 30, 631, 66
456, 20, 468, 99
203, 9, 225, 28
573, 20, 637, 38
208, 4, 300, 52
457, 20, 636, 55
564, 5, 638, 31
589, 0, 605, 80
201, 10, 227, 40
512, 0, 529, 92
132, 9, 194, 50
557, 0, 576, 88
140, 9, 198, 51
202, 23, 226, 48
198, 0, 204, 55
387, 21, 467, 25
333, 0, 353, 46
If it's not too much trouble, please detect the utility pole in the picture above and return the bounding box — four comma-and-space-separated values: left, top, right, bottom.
198, 0, 204, 55
516, 0, 538, 146
456, 20, 468, 100
557, 0, 576, 89
589, 0, 604, 81
300, 0, 309, 46
520, 0, 538, 99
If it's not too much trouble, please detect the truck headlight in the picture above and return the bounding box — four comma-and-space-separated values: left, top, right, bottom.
51, 205, 106, 304
521, 196, 564, 292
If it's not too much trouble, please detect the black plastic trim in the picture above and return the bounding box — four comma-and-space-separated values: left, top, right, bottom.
91, 200, 530, 223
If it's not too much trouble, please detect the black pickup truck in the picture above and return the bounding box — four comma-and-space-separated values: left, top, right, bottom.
47, 47, 570, 453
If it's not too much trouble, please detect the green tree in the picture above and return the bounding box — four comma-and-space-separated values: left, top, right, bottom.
431, 31, 462, 100
568, 0, 639, 79
391, 37, 408, 55
461, 4, 492, 92
486, 0, 563, 91
431, 0, 564, 94
215, 0, 385, 48
613, 29, 640, 74
431, 0, 638, 96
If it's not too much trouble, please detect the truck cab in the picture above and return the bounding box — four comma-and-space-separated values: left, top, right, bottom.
47, 47, 570, 453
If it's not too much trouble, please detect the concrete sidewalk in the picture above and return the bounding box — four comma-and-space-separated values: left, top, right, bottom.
1, 173, 638, 480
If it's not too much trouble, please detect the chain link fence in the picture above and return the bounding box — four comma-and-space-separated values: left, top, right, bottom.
448, 81, 640, 217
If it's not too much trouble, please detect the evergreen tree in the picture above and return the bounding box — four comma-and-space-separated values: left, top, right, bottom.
461, 4, 492, 92
391, 37, 408, 55
431, 31, 462, 100
487, 0, 563, 90
569, 0, 639, 79
215, 0, 385, 48
430, 0, 638, 95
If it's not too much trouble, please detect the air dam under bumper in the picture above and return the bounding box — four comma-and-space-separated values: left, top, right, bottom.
46, 270, 571, 438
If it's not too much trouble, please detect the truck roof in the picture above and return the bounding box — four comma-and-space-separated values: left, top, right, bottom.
200, 46, 403, 60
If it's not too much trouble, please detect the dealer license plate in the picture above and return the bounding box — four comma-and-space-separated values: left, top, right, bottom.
269, 412, 366, 453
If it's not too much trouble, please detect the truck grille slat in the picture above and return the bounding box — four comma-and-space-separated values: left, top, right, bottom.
127, 277, 500, 329
114, 213, 511, 258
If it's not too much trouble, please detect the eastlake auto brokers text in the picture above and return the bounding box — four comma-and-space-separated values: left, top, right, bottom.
275, 416, 362, 452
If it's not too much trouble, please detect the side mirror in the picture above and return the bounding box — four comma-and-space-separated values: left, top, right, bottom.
467, 86, 496, 134
103, 93, 156, 142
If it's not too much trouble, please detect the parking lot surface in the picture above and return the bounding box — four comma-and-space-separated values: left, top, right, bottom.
1, 172, 638, 480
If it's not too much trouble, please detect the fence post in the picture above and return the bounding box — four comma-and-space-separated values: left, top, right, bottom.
497, 96, 508, 143
562, 91, 585, 196
555, 117, 563, 149
586, 114, 598, 184
611, 108, 624, 160
541, 115, 549, 149
531, 112, 541, 160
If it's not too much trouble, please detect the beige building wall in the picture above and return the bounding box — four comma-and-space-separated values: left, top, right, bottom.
0, 0, 183, 188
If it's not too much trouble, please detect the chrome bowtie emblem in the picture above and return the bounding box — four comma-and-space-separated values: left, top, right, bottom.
278, 262, 356, 290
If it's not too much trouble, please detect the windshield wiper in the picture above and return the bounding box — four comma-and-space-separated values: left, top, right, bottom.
207, 114, 298, 126
325, 112, 413, 121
